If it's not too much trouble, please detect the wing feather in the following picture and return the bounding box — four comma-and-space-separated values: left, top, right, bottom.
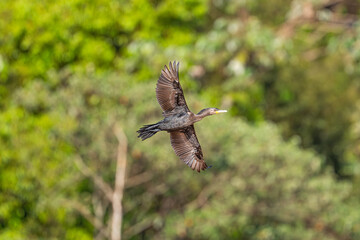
156, 61, 189, 115
170, 125, 209, 172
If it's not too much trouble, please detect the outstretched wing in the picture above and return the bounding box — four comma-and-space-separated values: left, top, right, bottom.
156, 61, 189, 115
170, 125, 209, 172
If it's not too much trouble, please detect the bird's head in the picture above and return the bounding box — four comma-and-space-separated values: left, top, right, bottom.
197, 108, 227, 117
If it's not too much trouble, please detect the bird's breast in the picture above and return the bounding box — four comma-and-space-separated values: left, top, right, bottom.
160, 113, 194, 131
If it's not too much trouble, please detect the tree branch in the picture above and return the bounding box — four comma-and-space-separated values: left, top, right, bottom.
123, 216, 154, 239
125, 171, 153, 189
111, 124, 128, 240
63, 199, 109, 239
74, 155, 114, 203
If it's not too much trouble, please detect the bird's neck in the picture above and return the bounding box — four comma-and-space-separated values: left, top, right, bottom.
193, 110, 209, 122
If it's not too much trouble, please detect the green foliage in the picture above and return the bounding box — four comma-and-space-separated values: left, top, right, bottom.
262, 54, 359, 176
1, 0, 360, 239
163, 119, 358, 239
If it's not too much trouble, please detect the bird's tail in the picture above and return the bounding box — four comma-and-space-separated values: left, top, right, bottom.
137, 123, 161, 141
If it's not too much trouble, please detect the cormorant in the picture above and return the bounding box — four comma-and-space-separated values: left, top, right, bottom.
137, 61, 227, 172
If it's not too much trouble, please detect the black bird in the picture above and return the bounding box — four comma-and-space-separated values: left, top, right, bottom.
137, 61, 227, 172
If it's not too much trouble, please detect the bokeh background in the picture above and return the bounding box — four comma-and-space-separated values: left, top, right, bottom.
1, 0, 360, 239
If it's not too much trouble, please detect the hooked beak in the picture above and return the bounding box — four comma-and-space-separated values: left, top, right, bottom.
215, 110, 227, 114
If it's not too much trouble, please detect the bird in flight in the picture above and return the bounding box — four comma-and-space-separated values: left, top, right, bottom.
137, 61, 227, 172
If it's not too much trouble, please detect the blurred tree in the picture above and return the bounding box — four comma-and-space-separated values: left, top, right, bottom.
1, 72, 359, 239
1, 0, 360, 239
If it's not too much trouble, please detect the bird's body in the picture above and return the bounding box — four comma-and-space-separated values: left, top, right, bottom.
137, 61, 227, 172
160, 111, 193, 131
158, 109, 209, 131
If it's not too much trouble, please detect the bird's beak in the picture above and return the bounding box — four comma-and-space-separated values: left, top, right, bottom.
215, 110, 227, 114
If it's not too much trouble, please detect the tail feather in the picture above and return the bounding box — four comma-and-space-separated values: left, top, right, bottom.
137, 123, 161, 141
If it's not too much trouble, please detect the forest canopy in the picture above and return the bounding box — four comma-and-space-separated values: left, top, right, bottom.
0, 0, 360, 239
